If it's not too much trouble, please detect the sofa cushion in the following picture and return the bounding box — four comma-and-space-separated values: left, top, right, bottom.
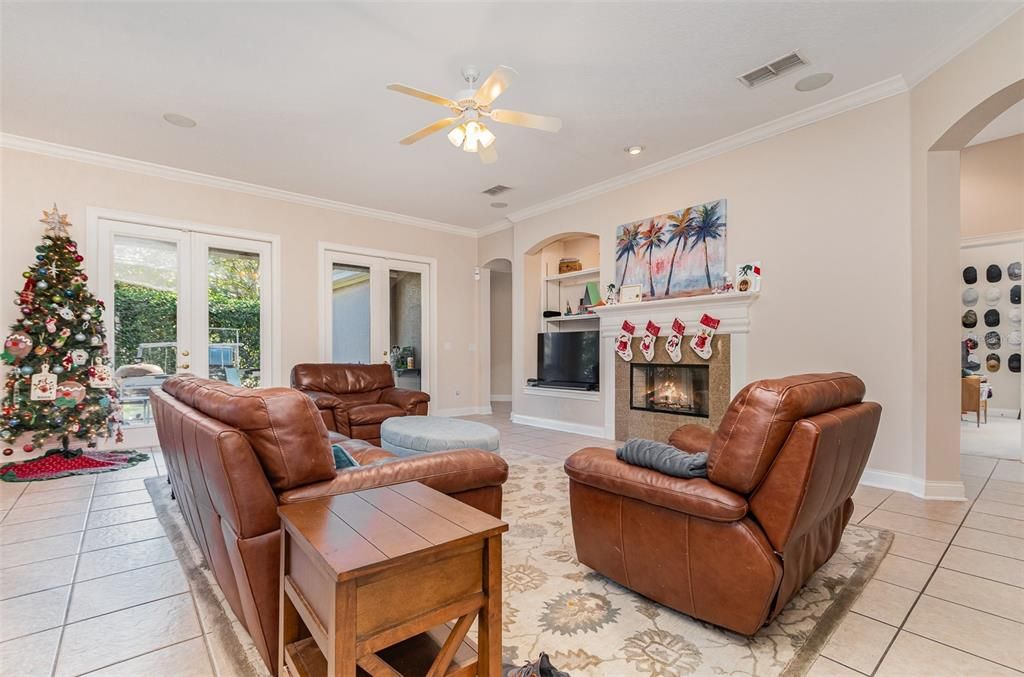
291, 363, 395, 394
349, 403, 405, 426
162, 376, 336, 492
565, 447, 747, 522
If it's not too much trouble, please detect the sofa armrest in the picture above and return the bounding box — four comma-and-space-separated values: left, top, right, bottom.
278, 449, 507, 504
380, 387, 431, 414
668, 424, 715, 454
564, 447, 747, 522
303, 391, 351, 435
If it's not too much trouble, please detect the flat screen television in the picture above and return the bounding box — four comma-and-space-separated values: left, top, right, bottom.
536, 331, 600, 389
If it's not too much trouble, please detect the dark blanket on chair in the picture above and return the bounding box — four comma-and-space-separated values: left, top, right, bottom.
616, 438, 708, 478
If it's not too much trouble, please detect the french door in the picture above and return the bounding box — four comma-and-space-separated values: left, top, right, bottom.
322, 249, 431, 392
94, 218, 273, 427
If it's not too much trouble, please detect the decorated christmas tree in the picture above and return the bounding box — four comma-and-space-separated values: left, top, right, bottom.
2, 205, 123, 455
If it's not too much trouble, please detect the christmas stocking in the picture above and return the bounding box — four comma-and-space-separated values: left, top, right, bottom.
615, 320, 636, 361
640, 321, 660, 362
690, 314, 721, 360
666, 318, 685, 362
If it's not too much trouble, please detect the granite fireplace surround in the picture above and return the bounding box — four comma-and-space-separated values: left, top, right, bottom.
614, 334, 731, 441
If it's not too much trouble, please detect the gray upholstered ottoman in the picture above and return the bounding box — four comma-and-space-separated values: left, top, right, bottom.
380, 416, 500, 457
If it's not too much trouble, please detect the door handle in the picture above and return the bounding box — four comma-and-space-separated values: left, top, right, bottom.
181, 350, 190, 357
179, 363, 190, 370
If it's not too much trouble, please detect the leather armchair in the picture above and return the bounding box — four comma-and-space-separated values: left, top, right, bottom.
565, 372, 881, 636
151, 376, 504, 674
291, 363, 429, 445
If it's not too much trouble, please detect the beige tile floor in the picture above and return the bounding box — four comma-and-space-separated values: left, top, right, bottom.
1, 404, 1022, 676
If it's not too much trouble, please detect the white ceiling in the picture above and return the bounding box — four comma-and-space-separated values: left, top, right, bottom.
968, 99, 1024, 146
1, 2, 1019, 230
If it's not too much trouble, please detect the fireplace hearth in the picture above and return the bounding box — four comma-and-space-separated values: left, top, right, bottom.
630, 363, 709, 417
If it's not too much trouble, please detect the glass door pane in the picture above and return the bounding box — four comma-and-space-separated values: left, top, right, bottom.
388, 269, 423, 390
332, 263, 372, 363
110, 233, 187, 425
207, 248, 262, 387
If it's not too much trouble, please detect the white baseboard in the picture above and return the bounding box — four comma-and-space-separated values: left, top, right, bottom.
433, 406, 492, 417
490, 394, 513, 402
860, 469, 966, 501
987, 408, 1020, 419
510, 413, 606, 438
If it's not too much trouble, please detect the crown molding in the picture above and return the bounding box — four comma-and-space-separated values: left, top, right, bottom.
504, 75, 908, 224
960, 230, 1024, 249
902, 4, 1023, 89
476, 218, 515, 237
0, 133, 481, 238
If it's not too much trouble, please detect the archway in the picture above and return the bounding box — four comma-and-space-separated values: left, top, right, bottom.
479, 257, 513, 415
925, 79, 1024, 494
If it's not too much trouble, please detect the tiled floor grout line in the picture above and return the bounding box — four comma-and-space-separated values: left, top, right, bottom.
867, 462, 1000, 676
47, 479, 96, 677
895, 627, 1024, 674
915, 590, 1023, 625
73, 635, 203, 677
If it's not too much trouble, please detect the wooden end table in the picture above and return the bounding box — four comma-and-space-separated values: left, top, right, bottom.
277, 482, 508, 677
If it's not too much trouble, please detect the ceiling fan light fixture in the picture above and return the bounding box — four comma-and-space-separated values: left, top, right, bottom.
477, 124, 496, 149
448, 124, 467, 147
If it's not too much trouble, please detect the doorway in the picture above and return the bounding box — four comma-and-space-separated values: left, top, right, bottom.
319, 245, 433, 393
90, 213, 276, 431
485, 259, 513, 409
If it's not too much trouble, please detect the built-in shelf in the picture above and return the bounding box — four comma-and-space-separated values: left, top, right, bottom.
543, 314, 599, 323
543, 267, 600, 282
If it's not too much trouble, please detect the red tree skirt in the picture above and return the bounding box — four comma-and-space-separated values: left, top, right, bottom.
0, 448, 150, 482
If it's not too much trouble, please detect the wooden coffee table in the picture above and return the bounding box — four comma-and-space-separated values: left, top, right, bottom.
277, 482, 508, 677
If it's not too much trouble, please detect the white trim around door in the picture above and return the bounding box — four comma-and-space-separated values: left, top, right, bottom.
317, 242, 438, 397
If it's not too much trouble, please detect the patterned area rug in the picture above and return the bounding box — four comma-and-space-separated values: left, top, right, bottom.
500, 450, 892, 676
147, 450, 890, 677
0, 448, 149, 482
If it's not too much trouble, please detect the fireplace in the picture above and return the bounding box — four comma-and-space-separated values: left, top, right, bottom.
630, 364, 709, 417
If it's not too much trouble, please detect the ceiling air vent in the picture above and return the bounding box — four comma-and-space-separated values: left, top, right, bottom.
737, 50, 809, 88
481, 184, 512, 197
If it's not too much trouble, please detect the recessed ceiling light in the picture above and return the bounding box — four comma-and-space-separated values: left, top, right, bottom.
624, 145, 645, 156
794, 72, 834, 92
163, 113, 197, 128
490, 202, 508, 209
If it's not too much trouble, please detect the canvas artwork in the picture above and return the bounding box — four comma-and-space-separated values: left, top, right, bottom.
615, 199, 727, 300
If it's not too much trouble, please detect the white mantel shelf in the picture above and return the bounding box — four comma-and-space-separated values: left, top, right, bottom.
593, 292, 758, 336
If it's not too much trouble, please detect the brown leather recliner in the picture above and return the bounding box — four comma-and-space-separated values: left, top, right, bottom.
291, 363, 429, 445
565, 372, 881, 635
151, 376, 506, 674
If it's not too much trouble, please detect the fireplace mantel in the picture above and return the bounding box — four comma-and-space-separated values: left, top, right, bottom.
593, 291, 758, 439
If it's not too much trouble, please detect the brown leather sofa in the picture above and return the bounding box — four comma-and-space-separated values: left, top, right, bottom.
565, 372, 880, 635
151, 376, 507, 674
291, 363, 429, 446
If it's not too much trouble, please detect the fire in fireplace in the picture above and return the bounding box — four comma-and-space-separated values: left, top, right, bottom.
630, 364, 710, 417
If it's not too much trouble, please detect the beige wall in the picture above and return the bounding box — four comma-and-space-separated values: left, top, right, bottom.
961, 134, 1024, 236
0, 147, 483, 413
512, 94, 915, 467
489, 271, 513, 398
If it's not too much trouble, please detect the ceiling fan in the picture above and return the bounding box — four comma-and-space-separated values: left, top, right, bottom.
387, 65, 562, 165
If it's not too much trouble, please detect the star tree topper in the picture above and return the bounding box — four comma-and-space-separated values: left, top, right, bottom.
39, 203, 72, 238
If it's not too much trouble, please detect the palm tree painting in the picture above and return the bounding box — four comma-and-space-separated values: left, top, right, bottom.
614, 199, 727, 299
637, 219, 667, 297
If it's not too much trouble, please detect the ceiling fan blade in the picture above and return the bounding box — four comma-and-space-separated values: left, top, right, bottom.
473, 66, 517, 107
399, 116, 461, 145
478, 143, 497, 165
387, 84, 459, 109
489, 109, 562, 132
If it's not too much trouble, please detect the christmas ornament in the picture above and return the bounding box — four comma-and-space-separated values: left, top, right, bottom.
88, 359, 113, 389
74, 332, 87, 342
55, 380, 87, 408
71, 349, 89, 366
53, 328, 71, 348
736, 262, 762, 293
3, 332, 33, 361
666, 318, 685, 363
56, 306, 74, 320
33, 345, 48, 356
615, 320, 636, 362
690, 314, 721, 360
89, 335, 102, 346
19, 279, 36, 304
39, 203, 72, 238
44, 317, 57, 333
30, 364, 58, 401
639, 320, 660, 362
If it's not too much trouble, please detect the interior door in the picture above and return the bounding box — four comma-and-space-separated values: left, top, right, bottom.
324, 249, 432, 393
